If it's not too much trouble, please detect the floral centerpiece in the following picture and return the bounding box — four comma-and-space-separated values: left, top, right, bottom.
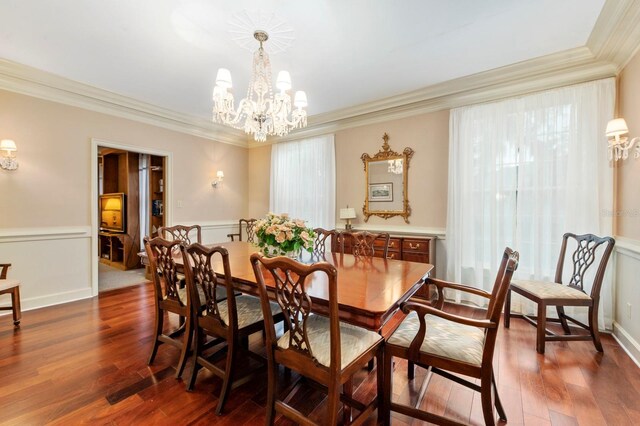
254, 213, 316, 257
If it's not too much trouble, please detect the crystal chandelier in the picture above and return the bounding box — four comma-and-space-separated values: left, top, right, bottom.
212, 30, 307, 142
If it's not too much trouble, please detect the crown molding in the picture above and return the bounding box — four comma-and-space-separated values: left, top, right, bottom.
0, 59, 248, 148
587, 0, 640, 70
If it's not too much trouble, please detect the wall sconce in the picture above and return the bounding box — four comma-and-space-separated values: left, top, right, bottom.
0, 139, 18, 171
211, 170, 224, 188
606, 118, 640, 161
339, 206, 356, 230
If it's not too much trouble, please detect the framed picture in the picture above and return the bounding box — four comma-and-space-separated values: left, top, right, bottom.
368, 183, 393, 202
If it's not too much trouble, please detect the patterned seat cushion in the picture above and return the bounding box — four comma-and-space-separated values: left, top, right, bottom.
388, 311, 486, 366
217, 295, 282, 330
277, 314, 383, 369
511, 279, 591, 300
0, 279, 20, 292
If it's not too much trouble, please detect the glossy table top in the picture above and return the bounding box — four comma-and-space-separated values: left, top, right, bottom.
142, 241, 433, 330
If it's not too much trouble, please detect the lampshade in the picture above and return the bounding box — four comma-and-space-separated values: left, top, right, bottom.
606, 118, 629, 138
276, 71, 292, 91
215, 68, 232, 89
104, 198, 122, 211
294, 91, 308, 108
340, 207, 356, 220
0, 139, 17, 152
216, 170, 224, 179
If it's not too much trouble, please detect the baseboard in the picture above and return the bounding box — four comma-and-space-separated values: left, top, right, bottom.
612, 321, 640, 368
0, 287, 93, 313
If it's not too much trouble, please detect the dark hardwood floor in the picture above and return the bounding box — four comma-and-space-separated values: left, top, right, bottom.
1, 282, 639, 425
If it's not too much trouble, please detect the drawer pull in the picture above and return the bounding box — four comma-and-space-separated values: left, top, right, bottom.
409, 243, 421, 250
388, 253, 396, 259
390, 242, 395, 247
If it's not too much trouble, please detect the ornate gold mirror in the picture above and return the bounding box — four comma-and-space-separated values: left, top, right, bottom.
361, 133, 414, 223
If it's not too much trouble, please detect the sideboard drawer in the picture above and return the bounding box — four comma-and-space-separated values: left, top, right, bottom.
384, 237, 402, 251
402, 239, 429, 254
403, 252, 429, 263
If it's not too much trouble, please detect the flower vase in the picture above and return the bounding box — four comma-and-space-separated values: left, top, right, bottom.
262, 244, 301, 259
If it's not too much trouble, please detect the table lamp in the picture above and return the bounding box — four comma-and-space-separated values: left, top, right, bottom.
339, 206, 356, 230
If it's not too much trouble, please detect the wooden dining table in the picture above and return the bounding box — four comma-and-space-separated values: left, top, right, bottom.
140, 241, 433, 332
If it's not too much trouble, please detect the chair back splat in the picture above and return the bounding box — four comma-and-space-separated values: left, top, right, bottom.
227, 218, 257, 243
158, 224, 202, 246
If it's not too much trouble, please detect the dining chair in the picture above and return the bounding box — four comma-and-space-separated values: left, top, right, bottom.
312, 227, 336, 255
144, 237, 193, 378
338, 231, 391, 258
182, 243, 283, 415
227, 218, 257, 243
0, 263, 21, 326
158, 224, 202, 245
505, 232, 615, 354
250, 253, 385, 425
383, 247, 519, 426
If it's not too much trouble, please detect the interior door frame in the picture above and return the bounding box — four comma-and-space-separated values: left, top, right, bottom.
90, 138, 173, 296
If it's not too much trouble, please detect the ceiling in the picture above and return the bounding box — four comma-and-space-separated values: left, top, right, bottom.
0, 0, 607, 122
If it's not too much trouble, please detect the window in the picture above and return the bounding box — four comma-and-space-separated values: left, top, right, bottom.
270, 134, 336, 229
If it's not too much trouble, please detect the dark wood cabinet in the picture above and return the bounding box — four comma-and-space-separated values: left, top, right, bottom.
149, 155, 165, 238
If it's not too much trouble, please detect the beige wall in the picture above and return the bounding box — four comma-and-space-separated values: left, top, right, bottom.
617, 50, 640, 239
0, 89, 248, 228
336, 110, 449, 229
246, 110, 450, 230
247, 144, 271, 219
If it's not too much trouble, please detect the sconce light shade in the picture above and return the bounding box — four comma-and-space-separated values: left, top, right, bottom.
0, 139, 18, 171
0, 139, 17, 152
606, 118, 629, 138
606, 117, 640, 161
212, 170, 224, 188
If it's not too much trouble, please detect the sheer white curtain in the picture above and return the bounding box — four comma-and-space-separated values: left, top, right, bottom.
270, 134, 336, 229
447, 78, 615, 328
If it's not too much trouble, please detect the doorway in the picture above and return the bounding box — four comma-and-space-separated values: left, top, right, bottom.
90, 139, 172, 295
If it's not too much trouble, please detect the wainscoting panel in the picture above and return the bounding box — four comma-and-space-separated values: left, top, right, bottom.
0, 227, 93, 313
613, 236, 640, 366
198, 221, 239, 244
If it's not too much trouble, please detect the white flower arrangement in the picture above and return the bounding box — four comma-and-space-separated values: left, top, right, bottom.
254, 212, 316, 256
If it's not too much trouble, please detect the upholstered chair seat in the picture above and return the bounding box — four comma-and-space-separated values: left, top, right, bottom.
218, 295, 281, 330
510, 279, 592, 300
0, 278, 20, 292
277, 314, 383, 369
388, 311, 486, 366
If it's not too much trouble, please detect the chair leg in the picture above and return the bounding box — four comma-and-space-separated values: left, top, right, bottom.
343, 378, 353, 424
589, 305, 604, 352
186, 328, 203, 391
175, 312, 193, 379
265, 357, 277, 426
536, 303, 547, 354
480, 373, 496, 426
377, 347, 386, 425
407, 361, 415, 380
326, 381, 341, 425
11, 287, 21, 326
556, 306, 571, 334
216, 337, 236, 415
504, 288, 511, 328
148, 306, 164, 365
492, 371, 507, 422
